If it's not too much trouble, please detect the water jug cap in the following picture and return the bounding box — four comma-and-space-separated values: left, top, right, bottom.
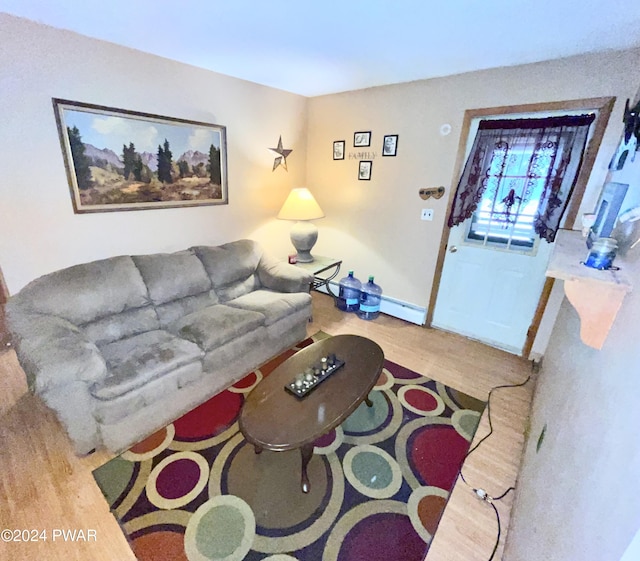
368, 275, 374, 282
348, 270, 354, 276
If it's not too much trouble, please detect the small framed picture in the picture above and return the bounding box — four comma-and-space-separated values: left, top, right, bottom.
382, 134, 398, 156
354, 131, 371, 147
358, 160, 372, 180
333, 140, 345, 160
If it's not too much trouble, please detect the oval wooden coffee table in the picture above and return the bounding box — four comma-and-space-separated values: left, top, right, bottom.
239, 334, 384, 493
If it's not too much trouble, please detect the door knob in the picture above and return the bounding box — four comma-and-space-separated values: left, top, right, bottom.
449, 245, 458, 253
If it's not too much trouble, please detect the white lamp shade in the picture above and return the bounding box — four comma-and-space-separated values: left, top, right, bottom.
277, 187, 325, 221
277, 187, 324, 263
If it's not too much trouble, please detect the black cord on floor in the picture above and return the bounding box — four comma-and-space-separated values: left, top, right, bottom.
459, 375, 532, 561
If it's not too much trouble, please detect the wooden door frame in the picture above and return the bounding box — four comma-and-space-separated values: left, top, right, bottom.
426, 96, 616, 356
0, 265, 10, 351
0, 265, 8, 304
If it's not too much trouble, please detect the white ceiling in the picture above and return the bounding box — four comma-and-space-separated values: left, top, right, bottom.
2, 0, 640, 97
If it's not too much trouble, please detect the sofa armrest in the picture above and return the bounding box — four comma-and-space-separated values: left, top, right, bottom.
257, 253, 313, 293
6, 310, 108, 394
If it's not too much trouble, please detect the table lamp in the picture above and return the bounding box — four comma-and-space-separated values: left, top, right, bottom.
277, 187, 325, 263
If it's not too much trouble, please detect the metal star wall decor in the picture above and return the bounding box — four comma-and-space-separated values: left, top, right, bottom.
269, 135, 293, 171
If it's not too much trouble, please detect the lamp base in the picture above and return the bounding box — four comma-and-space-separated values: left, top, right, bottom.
295, 251, 314, 263
290, 221, 318, 263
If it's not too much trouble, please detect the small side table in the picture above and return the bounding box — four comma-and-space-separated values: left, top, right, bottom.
294, 256, 342, 296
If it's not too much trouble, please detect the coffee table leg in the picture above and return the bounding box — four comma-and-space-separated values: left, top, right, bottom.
254, 445, 263, 454
300, 443, 314, 493
365, 394, 373, 407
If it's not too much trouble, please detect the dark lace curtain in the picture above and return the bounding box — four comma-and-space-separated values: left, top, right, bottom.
447, 114, 595, 242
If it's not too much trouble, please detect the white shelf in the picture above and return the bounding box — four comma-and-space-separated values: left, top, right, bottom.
546, 229, 632, 349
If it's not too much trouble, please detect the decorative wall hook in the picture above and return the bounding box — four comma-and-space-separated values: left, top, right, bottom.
419, 187, 445, 200
623, 98, 640, 145
610, 99, 640, 170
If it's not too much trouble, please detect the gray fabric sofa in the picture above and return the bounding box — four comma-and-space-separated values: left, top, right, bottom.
6, 239, 312, 455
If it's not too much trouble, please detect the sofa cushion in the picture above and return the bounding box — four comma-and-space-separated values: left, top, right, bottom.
82, 306, 160, 347
92, 362, 203, 426
167, 304, 265, 351
216, 274, 261, 302
192, 240, 262, 300
155, 292, 218, 328
225, 290, 312, 326
133, 250, 214, 306
93, 330, 203, 399
7, 256, 149, 325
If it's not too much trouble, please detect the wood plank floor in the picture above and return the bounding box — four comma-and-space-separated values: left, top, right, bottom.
0, 292, 533, 561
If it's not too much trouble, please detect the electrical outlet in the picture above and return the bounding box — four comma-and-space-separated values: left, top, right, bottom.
421, 209, 434, 221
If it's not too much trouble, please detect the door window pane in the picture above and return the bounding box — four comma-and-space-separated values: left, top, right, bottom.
467, 144, 547, 251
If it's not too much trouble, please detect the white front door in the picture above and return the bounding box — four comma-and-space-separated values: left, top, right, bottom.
432, 107, 599, 355
431, 224, 552, 354
431, 101, 607, 355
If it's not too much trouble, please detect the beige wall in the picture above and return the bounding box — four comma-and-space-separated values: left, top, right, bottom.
505, 83, 640, 560
505, 248, 640, 560
305, 49, 640, 309
0, 14, 307, 294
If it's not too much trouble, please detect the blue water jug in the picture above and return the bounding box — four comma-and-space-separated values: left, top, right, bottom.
336, 270, 362, 312
357, 276, 382, 320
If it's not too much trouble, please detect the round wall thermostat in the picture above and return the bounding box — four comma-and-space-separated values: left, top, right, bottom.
439, 124, 452, 136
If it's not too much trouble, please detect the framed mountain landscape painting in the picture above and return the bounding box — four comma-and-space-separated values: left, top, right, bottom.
52, 99, 228, 213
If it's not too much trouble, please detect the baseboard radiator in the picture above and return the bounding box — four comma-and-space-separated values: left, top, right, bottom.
315, 282, 427, 325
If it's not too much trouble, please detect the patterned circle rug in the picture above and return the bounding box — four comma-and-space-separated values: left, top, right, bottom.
93, 332, 485, 561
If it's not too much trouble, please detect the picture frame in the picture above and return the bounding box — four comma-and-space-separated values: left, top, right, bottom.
353, 131, 371, 147
382, 134, 398, 156
52, 98, 228, 213
333, 140, 345, 160
358, 160, 372, 181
